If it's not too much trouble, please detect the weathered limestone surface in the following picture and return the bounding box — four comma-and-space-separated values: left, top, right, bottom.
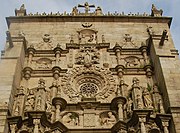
0, 3, 179, 133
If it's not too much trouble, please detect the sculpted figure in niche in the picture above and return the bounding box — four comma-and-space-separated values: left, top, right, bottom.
75, 47, 100, 67
142, 87, 153, 109
46, 89, 52, 112
92, 48, 100, 64
62, 113, 79, 126
101, 112, 116, 126
25, 89, 35, 111
14, 101, 20, 116
158, 99, 164, 113
36, 95, 42, 111
38, 78, 46, 88
132, 77, 140, 86
127, 97, 133, 117
84, 48, 91, 66
136, 94, 143, 109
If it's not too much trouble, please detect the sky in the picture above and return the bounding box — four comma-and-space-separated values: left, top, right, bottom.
0, 0, 180, 53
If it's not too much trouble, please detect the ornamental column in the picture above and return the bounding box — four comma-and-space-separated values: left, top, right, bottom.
113, 43, 124, 79
27, 45, 35, 66
156, 114, 171, 133
33, 119, 40, 133
114, 43, 122, 65
139, 117, 146, 133
140, 44, 149, 65
54, 44, 62, 66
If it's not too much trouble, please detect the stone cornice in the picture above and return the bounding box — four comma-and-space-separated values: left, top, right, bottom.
6, 15, 172, 28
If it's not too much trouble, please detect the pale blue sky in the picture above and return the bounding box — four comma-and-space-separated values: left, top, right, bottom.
0, 0, 180, 53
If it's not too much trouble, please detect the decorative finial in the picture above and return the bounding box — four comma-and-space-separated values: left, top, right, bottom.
151, 4, 163, 17
15, 4, 26, 16
20, 4, 25, 10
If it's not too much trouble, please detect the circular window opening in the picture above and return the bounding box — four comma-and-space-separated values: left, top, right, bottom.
80, 82, 98, 98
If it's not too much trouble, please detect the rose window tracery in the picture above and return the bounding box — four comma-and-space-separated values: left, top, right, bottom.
80, 82, 98, 98
61, 66, 116, 103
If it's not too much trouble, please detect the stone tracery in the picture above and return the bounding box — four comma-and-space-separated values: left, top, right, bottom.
61, 66, 116, 102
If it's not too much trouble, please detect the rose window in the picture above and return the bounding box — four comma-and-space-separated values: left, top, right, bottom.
80, 83, 98, 98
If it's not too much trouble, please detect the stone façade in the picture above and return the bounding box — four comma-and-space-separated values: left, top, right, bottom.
0, 3, 180, 133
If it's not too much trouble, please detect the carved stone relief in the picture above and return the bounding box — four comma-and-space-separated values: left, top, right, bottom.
36, 58, 52, 69
24, 88, 35, 111
61, 66, 116, 103
29, 57, 55, 70
36, 34, 54, 50
128, 77, 155, 110
124, 56, 141, 68
62, 112, 79, 126
77, 29, 97, 44
100, 111, 117, 127
12, 86, 26, 116
121, 34, 137, 48
75, 47, 100, 67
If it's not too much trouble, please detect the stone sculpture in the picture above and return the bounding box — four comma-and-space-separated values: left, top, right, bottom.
62, 113, 79, 126
142, 87, 153, 109
101, 112, 116, 126
25, 89, 35, 111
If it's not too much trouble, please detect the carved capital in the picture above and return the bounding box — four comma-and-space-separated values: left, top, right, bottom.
23, 67, 33, 80
113, 43, 122, 53
52, 66, 61, 80
144, 65, 153, 78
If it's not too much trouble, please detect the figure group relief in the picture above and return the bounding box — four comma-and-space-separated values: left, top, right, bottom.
75, 47, 100, 67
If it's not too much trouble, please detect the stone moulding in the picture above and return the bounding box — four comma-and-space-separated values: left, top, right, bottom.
66, 43, 110, 49
6, 15, 172, 28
